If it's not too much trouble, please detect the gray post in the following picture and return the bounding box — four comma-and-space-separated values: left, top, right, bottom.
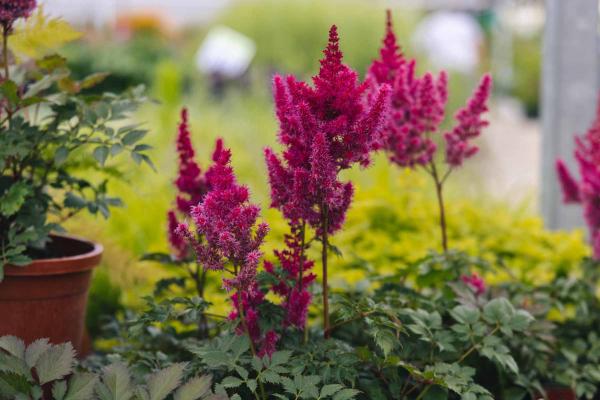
541, 0, 599, 230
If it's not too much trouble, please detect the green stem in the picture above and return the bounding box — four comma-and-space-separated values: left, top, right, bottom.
428, 161, 448, 252
321, 203, 330, 338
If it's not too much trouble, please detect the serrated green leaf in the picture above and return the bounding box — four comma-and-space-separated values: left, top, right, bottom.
24, 339, 50, 367
173, 375, 211, 400
270, 351, 291, 367
52, 380, 67, 400
221, 376, 242, 389
34, 342, 75, 385
0, 353, 32, 380
147, 363, 186, 400
483, 298, 514, 325
0, 336, 25, 359
246, 379, 257, 393
332, 388, 360, 400
64, 373, 97, 400
320, 384, 343, 398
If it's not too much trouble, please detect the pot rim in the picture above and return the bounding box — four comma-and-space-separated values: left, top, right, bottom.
4, 233, 103, 277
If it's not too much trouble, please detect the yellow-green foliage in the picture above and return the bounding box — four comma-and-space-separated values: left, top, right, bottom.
9, 7, 81, 58
328, 159, 588, 287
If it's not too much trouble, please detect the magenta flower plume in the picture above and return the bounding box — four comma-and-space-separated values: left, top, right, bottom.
461, 273, 486, 296
555, 94, 600, 259
444, 74, 492, 167
174, 108, 208, 214
556, 160, 581, 203
366, 16, 447, 168
265, 224, 316, 329
0, 0, 35, 30
265, 25, 389, 234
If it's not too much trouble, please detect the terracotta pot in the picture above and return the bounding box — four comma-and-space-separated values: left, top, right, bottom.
0, 234, 102, 355
542, 387, 577, 400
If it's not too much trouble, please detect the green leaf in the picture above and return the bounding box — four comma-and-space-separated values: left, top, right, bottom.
64, 373, 98, 400
110, 143, 123, 156
221, 376, 243, 389
34, 342, 75, 385
332, 388, 360, 400
173, 375, 212, 400
0, 80, 19, 105
270, 351, 292, 367
80, 72, 110, 90
52, 380, 67, 400
246, 379, 257, 393
95, 362, 133, 400
320, 384, 344, 398
509, 310, 534, 331
0, 353, 32, 380
423, 386, 448, 400
24, 339, 50, 368
0, 182, 31, 217
93, 146, 110, 167
122, 130, 147, 146
54, 146, 69, 165
483, 298, 514, 325
450, 305, 480, 325
0, 336, 25, 359
147, 363, 186, 400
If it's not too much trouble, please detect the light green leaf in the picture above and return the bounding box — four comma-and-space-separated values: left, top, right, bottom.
483, 298, 514, 325
220, 376, 242, 389
173, 375, 212, 400
147, 363, 186, 400
24, 339, 50, 367
0, 336, 25, 359
52, 380, 67, 400
64, 373, 98, 400
95, 362, 133, 400
34, 342, 75, 385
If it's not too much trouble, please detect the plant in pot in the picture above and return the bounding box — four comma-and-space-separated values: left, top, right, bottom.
0, 1, 152, 353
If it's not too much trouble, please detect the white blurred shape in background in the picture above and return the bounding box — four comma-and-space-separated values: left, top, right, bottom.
196, 26, 256, 79
413, 11, 483, 74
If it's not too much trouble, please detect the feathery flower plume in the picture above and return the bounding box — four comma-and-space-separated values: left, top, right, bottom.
556, 95, 600, 259
367, 11, 491, 251
265, 26, 389, 336
176, 139, 272, 355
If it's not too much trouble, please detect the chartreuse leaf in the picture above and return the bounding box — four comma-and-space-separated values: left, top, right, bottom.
34, 342, 75, 385
147, 363, 186, 400
0, 336, 25, 359
173, 375, 212, 400
9, 6, 81, 58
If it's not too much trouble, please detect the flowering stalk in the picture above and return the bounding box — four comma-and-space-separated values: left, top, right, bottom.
556, 94, 600, 259
176, 138, 275, 362
367, 11, 491, 252
265, 25, 389, 337
0, 0, 35, 81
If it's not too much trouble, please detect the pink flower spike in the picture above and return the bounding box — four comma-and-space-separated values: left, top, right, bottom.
444, 74, 492, 167
461, 273, 486, 296
556, 159, 581, 203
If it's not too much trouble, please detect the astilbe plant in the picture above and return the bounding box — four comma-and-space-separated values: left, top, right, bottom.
556, 95, 600, 259
367, 11, 492, 252
264, 26, 389, 336
175, 138, 273, 361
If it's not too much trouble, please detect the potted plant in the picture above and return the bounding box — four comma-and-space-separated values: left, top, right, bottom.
0, 1, 152, 353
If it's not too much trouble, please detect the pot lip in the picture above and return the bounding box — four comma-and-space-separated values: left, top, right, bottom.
4, 233, 103, 277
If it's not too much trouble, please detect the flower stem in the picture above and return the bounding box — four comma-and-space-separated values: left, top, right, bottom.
321, 203, 330, 338
235, 296, 267, 399
2, 24, 8, 82
429, 161, 448, 252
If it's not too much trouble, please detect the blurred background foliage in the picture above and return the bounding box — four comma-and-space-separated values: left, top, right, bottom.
38, 0, 561, 335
